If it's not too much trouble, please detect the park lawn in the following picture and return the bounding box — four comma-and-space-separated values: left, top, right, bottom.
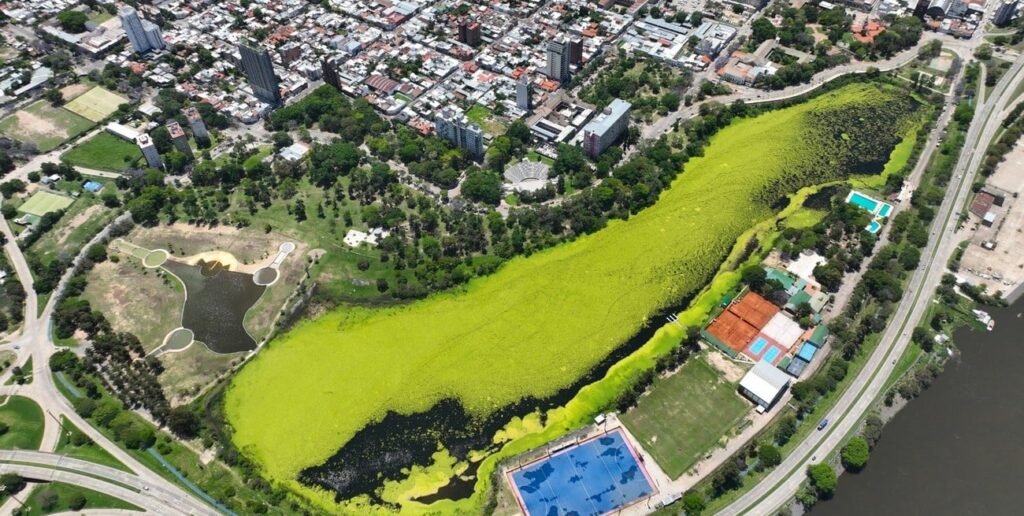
621, 356, 750, 478
0, 101, 94, 152
0, 396, 44, 450
55, 416, 131, 472
81, 252, 184, 353
243, 145, 274, 171
19, 482, 141, 516
62, 132, 141, 171
526, 150, 554, 165
466, 104, 506, 135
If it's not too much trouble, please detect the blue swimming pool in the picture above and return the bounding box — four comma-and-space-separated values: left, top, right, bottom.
509, 429, 655, 516
847, 191, 880, 213
877, 203, 893, 218
866, 220, 882, 234
749, 337, 769, 355
763, 346, 782, 364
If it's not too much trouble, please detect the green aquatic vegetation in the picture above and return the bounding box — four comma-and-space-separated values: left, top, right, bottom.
225, 83, 922, 512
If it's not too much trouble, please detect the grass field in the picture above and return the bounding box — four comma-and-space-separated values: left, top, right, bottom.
0, 101, 94, 152
62, 132, 141, 171
63, 86, 128, 123
55, 415, 130, 471
224, 82, 923, 512
0, 396, 44, 449
19, 482, 141, 515
18, 191, 74, 217
621, 356, 750, 478
26, 183, 119, 268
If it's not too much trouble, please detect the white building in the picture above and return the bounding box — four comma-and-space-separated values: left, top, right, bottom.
582, 99, 631, 158
739, 360, 791, 409
136, 134, 162, 170
434, 108, 484, 158
119, 8, 165, 54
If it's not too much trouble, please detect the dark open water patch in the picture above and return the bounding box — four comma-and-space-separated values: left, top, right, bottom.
298, 291, 700, 505
163, 259, 265, 353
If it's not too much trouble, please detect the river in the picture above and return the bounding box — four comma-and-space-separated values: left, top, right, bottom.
817, 300, 1024, 515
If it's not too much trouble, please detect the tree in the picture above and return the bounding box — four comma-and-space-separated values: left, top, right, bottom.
776, 415, 798, 445
57, 10, 89, 33
167, 406, 201, 439
758, 443, 782, 469
752, 17, 777, 44
682, 490, 706, 515
742, 265, 767, 292
460, 170, 503, 205
841, 436, 870, 471
862, 414, 884, 448
68, 491, 87, 510
808, 463, 837, 498
974, 43, 993, 61
0, 473, 25, 494
272, 131, 294, 150
44, 88, 64, 106
86, 244, 108, 263
0, 422, 8, 435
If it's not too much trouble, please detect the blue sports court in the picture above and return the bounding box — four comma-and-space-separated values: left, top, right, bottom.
509, 429, 655, 515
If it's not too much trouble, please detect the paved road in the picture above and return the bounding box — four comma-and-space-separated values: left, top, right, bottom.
0, 207, 219, 513
642, 34, 974, 140
0, 450, 214, 515
718, 42, 1024, 516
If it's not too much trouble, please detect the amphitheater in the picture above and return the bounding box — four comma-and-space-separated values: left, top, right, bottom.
503, 159, 551, 192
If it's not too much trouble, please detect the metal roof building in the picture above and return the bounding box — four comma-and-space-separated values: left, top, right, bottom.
739, 360, 791, 409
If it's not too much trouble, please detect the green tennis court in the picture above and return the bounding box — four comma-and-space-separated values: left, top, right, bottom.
19, 190, 74, 216
64, 86, 128, 123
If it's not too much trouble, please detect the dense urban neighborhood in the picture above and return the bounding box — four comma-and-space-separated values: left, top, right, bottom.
0, 0, 1018, 514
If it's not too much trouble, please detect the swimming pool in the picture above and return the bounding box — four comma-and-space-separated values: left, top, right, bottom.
877, 203, 893, 218
749, 337, 769, 355
866, 220, 882, 234
763, 346, 782, 364
847, 190, 880, 213
509, 429, 655, 516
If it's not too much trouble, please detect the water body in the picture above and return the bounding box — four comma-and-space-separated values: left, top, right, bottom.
818, 301, 1024, 516
163, 259, 265, 353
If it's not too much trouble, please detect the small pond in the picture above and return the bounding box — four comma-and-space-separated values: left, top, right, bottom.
163, 259, 265, 353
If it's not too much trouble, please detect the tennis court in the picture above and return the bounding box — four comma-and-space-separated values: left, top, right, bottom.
64, 86, 128, 122
508, 429, 655, 515
18, 191, 74, 216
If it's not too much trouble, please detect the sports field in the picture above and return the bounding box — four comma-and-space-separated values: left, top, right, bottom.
621, 357, 750, 478
225, 83, 923, 511
62, 132, 141, 171
19, 191, 74, 217
64, 86, 127, 122
0, 101, 94, 152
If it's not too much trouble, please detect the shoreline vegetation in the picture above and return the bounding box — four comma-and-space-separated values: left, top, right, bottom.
224, 80, 925, 513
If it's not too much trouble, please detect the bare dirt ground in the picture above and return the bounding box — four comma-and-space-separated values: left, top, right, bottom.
130, 223, 293, 265
960, 142, 1024, 297
59, 83, 90, 101
158, 342, 245, 405
13, 110, 67, 139
81, 259, 182, 353
704, 350, 749, 383
50, 204, 103, 247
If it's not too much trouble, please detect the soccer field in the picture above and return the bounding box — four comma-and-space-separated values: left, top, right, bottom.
64, 86, 128, 123
0, 101, 94, 152
621, 356, 751, 478
19, 191, 75, 217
